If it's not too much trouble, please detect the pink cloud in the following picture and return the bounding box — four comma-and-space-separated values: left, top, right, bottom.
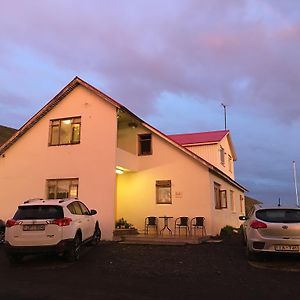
1, 1, 300, 120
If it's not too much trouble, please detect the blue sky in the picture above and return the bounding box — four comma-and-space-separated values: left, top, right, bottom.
1, 0, 300, 205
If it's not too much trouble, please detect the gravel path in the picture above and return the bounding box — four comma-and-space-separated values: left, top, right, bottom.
1, 235, 300, 299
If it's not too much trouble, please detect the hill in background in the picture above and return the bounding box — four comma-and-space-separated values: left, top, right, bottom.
0, 125, 17, 146
245, 196, 263, 215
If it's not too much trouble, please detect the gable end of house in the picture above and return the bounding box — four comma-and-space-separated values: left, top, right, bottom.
0, 77, 122, 156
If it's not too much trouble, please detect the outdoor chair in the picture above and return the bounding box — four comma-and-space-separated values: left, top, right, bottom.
190, 217, 206, 236
144, 216, 158, 235
174, 216, 190, 236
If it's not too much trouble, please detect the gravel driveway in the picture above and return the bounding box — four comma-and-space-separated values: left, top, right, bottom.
1, 235, 300, 299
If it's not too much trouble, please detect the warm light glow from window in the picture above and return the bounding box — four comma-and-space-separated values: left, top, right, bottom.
49, 117, 81, 146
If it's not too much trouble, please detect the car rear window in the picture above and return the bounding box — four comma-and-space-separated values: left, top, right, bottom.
256, 209, 300, 223
13, 205, 64, 220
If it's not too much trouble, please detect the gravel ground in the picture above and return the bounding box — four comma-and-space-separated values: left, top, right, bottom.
1, 235, 300, 299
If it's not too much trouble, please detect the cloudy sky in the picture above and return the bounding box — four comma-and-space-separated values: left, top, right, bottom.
1, 0, 300, 205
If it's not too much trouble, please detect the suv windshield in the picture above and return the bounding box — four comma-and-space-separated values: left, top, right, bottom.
256, 209, 300, 223
13, 205, 64, 220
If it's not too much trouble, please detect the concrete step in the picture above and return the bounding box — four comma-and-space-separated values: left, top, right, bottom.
116, 234, 210, 245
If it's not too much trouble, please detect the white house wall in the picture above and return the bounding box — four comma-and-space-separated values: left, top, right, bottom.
209, 172, 245, 234
116, 129, 214, 235
186, 143, 218, 169
186, 135, 235, 180
0, 85, 117, 240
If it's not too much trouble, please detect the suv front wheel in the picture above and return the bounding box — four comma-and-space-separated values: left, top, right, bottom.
90, 224, 101, 246
65, 233, 82, 262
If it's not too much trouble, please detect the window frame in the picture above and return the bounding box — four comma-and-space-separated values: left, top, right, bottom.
214, 183, 228, 209
156, 180, 172, 204
240, 195, 244, 214
228, 155, 232, 172
214, 182, 221, 209
220, 146, 225, 165
230, 190, 235, 212
49, 116, 81, 146
47, 178, 79, 199
138, 133, 152, 156
220, 190, 228, 208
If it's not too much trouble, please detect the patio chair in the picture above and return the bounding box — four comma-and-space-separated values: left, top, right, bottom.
144, 216, 158, 235
174, 217, 190, 236
190, 217, 206, 236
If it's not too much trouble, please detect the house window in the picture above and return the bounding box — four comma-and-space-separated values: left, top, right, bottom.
49, 117, 81, 146
220, 146, 225, 165
228, 155, 232, 172
220, 190, 227, 208
214, 182, 221, 209
240, 195, 244, 214
156, 180, 171, 204
214, 182, 227, 209
230, 190, 235, 212
138, 134, 152, 155
47, 178, 79, 199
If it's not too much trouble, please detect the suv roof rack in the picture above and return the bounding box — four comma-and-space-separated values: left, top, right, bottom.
23, 198, 44, 204
58, 197, 78, 203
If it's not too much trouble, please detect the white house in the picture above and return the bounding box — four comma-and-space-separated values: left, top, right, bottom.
0, 77, 247, 240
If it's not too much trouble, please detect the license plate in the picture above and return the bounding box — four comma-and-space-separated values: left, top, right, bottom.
23, 224, 45, 231
275, 245, 299, 252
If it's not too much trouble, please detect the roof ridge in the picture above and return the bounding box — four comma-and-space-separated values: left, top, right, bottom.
168, 129, 229, 137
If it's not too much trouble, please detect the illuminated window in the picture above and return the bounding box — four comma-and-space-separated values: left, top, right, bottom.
47, 178, 79, 199
220, 146, 225, 165
49, 117, 81, 146
156, 180, 171, 204
138, 134, 152, 155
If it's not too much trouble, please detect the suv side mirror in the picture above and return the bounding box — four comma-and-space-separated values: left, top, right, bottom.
90, 209, 97, 215
239, 215, 248, 221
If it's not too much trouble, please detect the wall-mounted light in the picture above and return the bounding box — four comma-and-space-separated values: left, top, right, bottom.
116, 167, 124, 175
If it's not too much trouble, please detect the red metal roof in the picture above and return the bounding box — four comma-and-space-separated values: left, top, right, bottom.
168, 130, 229, 145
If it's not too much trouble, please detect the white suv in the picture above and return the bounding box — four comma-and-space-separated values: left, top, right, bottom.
4, 198, 101, 263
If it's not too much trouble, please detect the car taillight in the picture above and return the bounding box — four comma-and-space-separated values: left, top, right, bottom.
250, 220, 267, 229
6, 219, 22, 227
50, 217, 72, 226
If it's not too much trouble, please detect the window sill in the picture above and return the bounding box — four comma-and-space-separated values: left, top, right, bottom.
49, 142, 81, 147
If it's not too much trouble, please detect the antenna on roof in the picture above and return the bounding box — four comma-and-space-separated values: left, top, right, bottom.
221, 103, 228, 130
278, 197, 281, 207
293, 161, 299, 207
